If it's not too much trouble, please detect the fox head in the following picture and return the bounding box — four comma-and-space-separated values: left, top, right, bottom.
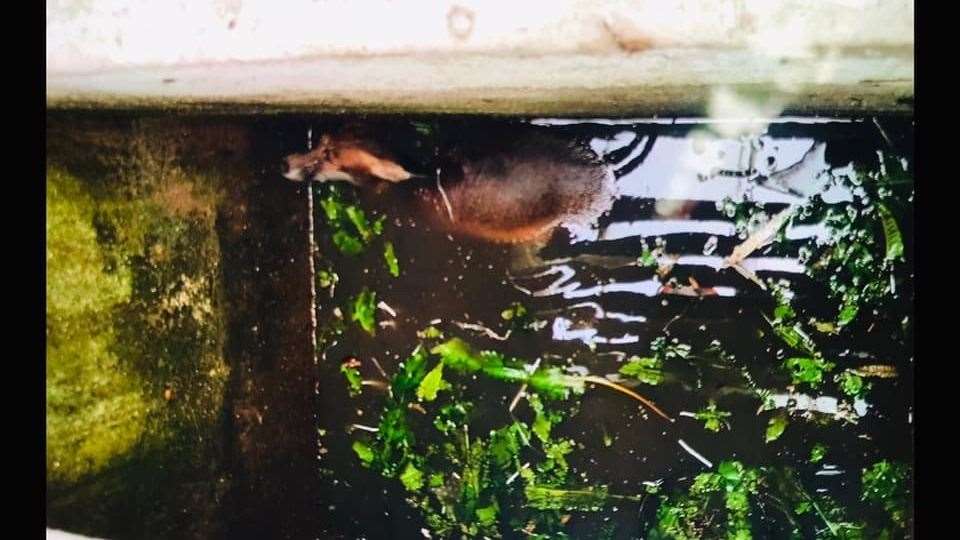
282, 134, 413, 185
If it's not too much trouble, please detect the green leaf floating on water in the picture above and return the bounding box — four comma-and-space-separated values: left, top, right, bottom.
431, 337, 482, 372
342, 337, 683, 537
500, 302, 527, 321
430, 338, 571, 395
352, 440, 374, 466
500, 302, 537, 333
837, 370, 868, 398
527, 393, 561, 443
351, 288, 377, 335
320, 194, 344, 223
783, 356, 835, 387
695, 401, 732, 433
524, 485, 642, 512
766, 414, 788, 443
862, 460, 910, 527
374, 406, 415, 477
650, 336, 692, 361
345, 205, 383, 243
528, 367, 584, 400
652, 460, 763, 539
540, 439, 575, 481
532, 409, 552, 443
340, 363, 363, 396
877, 203, 904, 261
764, 313, 818, 356
433, 402, 470, 435
392, 346, 429, 401
773, 302, 796, 323
837, 299, 859, 328
319, 188, 387, 255
317, 269, 338, 289
638, 243, 659, 268
416, 362, 447, 402
383, 240, 400, 277
332, 230, 364, 255
809, 443, 827, 464
417, 325, 443, 339
717, 461, 743, 484
619, 356, 663, 385
400, 461, 424, 491
475, 504, 499, 527
489, 422, 528, 469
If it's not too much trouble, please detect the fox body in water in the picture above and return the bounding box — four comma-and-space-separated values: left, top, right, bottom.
282, 125, 617, 244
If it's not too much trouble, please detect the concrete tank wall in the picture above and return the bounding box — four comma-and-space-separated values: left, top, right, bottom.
46, 3, 913, 121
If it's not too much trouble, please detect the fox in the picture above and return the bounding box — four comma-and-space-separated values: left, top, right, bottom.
283, 132, 413, 185
281, 123, 640, 245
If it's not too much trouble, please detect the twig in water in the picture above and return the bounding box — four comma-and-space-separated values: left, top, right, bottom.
408, 403, 427, 414
506, 462, 531, 485
677, 439, 713, 468
725, 206, 796, 268
453, 321, 511, 341
361, 380, 389, 390
370, 357, 388, 379
509, 358, 541, 412
582, 375, 674, 422
729, 262, 767, 290
723, 206, 795, 290
377, 301, 397, 318
661, 304, 692, 333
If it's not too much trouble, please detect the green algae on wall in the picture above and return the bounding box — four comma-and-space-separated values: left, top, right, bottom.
46, 166, 146, 485
46, 124, 231, 537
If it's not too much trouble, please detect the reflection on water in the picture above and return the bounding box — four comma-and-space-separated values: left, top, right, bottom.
313, 116, 912, 538
512, 119, 856, 352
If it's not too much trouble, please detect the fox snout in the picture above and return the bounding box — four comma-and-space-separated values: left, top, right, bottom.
281, 155, 308, 182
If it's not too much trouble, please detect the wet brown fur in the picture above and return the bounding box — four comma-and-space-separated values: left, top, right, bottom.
415, 131, 613, 243
286, 125, 615, 244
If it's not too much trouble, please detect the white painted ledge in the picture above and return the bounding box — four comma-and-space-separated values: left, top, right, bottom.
46, 0, 914, 114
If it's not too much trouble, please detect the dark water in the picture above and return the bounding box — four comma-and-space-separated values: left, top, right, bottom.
45, 113, 913, 539
310, 117, 913, 538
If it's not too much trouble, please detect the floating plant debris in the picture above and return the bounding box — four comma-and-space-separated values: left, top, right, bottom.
302, 117, 913, 538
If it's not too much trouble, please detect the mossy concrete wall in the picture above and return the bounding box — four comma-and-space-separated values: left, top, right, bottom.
46, 114, 322, 539
46, 120, 232, 538
46, 0, 913, 115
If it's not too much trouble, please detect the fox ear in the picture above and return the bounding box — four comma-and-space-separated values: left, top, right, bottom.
368, 160, 413, 183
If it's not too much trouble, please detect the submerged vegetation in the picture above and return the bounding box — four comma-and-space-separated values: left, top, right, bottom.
318, 185, 396, 276
312, 124, 913, 538
723, 150, 910, 338
651, 459, 911, 539
343, 336, 653, 538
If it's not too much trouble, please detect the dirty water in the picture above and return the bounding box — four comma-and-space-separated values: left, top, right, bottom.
45, 113, 913, 539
